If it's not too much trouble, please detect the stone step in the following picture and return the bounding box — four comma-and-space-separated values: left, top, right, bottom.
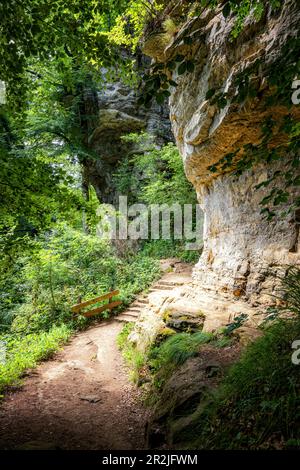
126, 307, 141, 313
157, 280, 183, 287
135, 298, 149, 305
122, 310, 140, 317
116, 314, 138, 323
131, 301, 146, 308
149, 286, 172, 292
162, 274, 191, 281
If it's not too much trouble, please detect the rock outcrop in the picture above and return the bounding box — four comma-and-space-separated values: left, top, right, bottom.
143, 0, 300, 306
146, 346, 240, 448
85, 72, 173, 204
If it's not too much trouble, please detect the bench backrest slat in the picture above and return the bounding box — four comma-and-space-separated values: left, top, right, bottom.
83, 300, 122, 318
71, 289, 120, 312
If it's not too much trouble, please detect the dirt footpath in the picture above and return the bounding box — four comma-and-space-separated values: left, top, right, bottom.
0, 321, 147, 450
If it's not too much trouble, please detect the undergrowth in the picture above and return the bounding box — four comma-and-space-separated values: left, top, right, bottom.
149, 331, 214, 372
141, 240, 200, 263
118, 326, 224, 387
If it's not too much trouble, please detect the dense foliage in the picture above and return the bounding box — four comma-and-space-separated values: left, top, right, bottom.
0, 11, 196, 390
0, 0, 131, 105
114, 135, 196, 206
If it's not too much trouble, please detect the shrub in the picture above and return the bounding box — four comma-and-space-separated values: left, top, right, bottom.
117, 322, 135, 350
113, 139, 197, 207
113, 136, 202, 258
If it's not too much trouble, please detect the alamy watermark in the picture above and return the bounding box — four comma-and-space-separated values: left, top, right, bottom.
96, 196, 203, 250
292, 78, 300, 105
291, 340, 300, 365
0, 81, 6, 105
0, 341, 6, 365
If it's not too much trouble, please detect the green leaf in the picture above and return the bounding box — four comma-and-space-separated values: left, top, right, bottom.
175, 54, 185, 63
183, 36, 193, 45
206, 88, 216, 100
222, 3, 231, 18
156, 93, 165, 105
166, 61, 176, 71
186, 60, 195, 73
177, 62, 187, 75
218, 96, 227, 109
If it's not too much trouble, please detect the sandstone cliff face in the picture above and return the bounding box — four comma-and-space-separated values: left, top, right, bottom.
143, 0, 300, 306
86, 75, 172, 204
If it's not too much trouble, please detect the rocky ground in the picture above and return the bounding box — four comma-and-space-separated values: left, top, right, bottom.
146, 343, 241, 449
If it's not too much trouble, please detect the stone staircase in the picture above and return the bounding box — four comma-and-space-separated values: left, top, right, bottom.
115, 278, 189, 323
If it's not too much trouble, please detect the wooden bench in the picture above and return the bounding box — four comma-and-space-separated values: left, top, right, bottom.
71, 290, 121, 318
